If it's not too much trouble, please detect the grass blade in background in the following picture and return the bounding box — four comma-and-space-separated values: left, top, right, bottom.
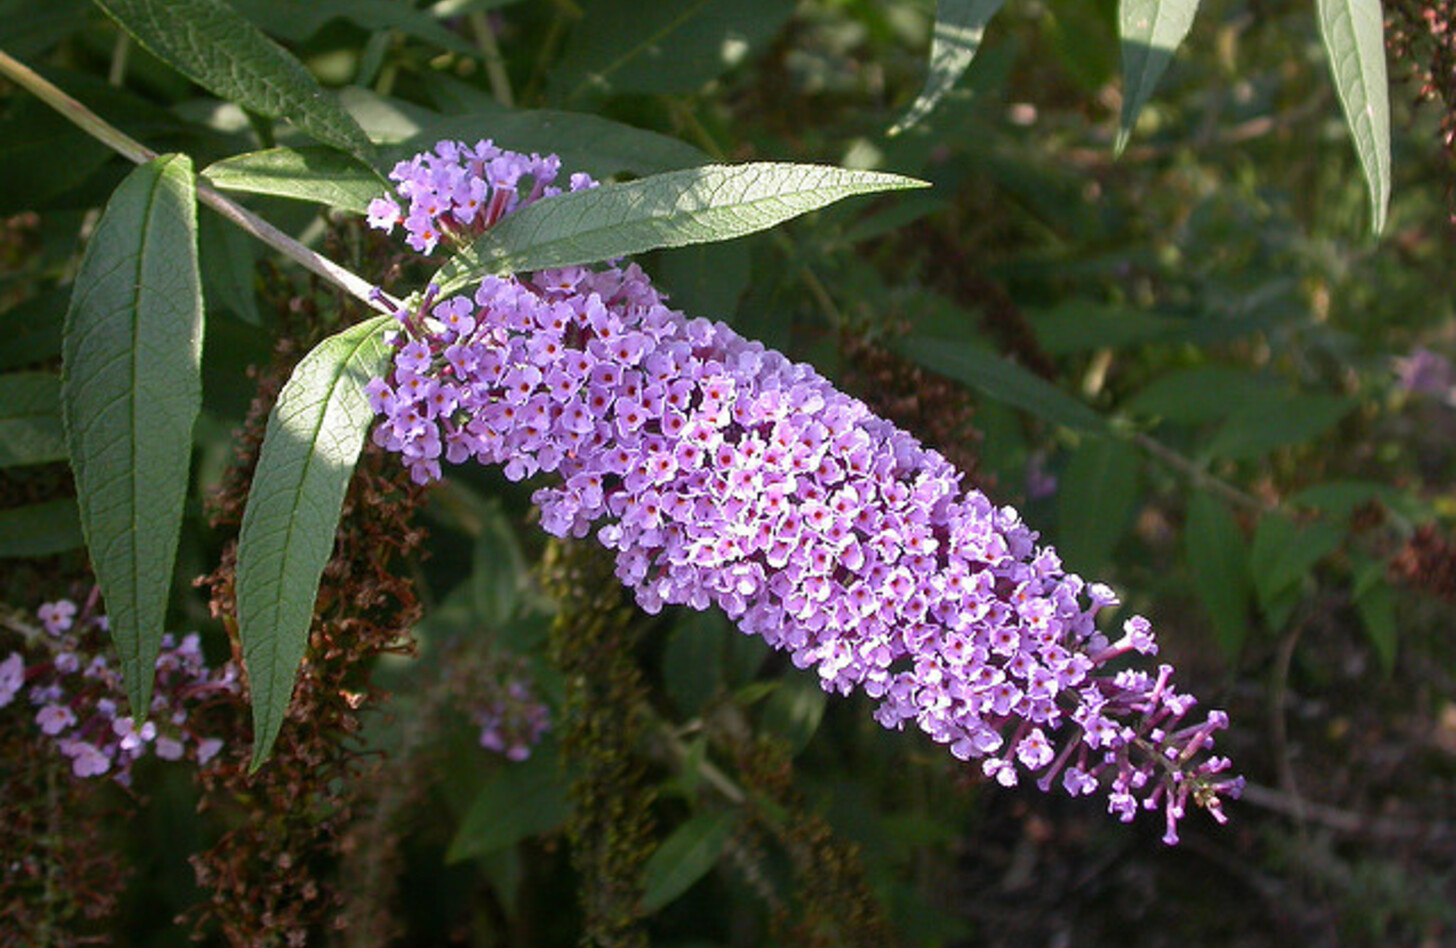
1316, 0, 1390, 234
1116, 0, 1201, 154
234, 314, 391, 770
433, 163, 927, 295
62, 153, 202, 718
889, 0, 1007, 135
93, 0, 375, 164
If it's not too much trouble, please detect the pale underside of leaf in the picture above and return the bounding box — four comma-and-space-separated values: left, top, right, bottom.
234, 314, 391, 770
93, 0, 375, 164
433, 162, 927, 296
1116, 0, 1201, 154
62, 153, 202, 717
889, 0, 1007, 136
1317, 0, 1391, 234
203, 146, 386, 216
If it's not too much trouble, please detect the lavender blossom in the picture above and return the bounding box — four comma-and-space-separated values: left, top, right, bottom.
365, 142, 1242, 843
1, 599, 239, 783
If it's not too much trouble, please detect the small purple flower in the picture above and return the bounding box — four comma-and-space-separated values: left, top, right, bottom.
0, 652, 23, 708
36, 702, 76, 735
37, 599, 77, 635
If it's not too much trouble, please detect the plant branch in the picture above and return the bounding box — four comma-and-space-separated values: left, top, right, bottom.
0, 48, 399, 315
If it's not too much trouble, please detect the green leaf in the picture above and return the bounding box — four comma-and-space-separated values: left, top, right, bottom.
62, 153, 202, 719
1185, 492, 1251, 659
1249, 514, 1343, 611
203, 146, 385, 216
663, 611, 726, 717
1316, 0, 1391, 233
761, 674, 827, 756
229, 0, 479, 58
447, 743, 572, 863
896, 336, 1110, 434
472, 501, 529, 627
433, 163, 926, 295
889, 0, 1007, 135
235, 314, 391, 770
344, 87, 711, 177
1124, 365, 1274, 425
641, 810, 736, 912
93, 0, 375, 164
1206, 393, 1355, 460
554, 0, 794, 98
1056, 436, 1140, 573
1116, 0, 1200, 154
0, 289, 66, 370
1030, 301, 1176, 356
0, 372, 67, 467
198, 208, 261, 326
1352, 557, 1397, 673
0, 498, 84, 557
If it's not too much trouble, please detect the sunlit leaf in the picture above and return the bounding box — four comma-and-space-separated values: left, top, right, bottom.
1116, 0, 1201, 154
889, 0, 1007, 135
641, 810, 736, 912
203, 146, 385, 216
433, 163, 926, 295
93, 0, 375, 164
1316, 0, 1391, 233
235, 314, 391, 770
62, 153, 202, 718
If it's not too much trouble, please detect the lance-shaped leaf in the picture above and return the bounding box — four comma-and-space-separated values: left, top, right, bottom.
889, 0, 1007, 136
896, 336, 1111, 435
1116, 0, 1201, 154
62, 153, 202, 718
0, 372, 67, 467
1317, 0, 1390, 234
203, 146, 385, 216
235, 314, 391, 770
432, 162, 927, 296
93, 0, 374, 165
0, 499, 84, 557
641, 810, 737, 912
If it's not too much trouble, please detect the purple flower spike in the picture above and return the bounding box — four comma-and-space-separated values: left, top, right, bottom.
366, 143, 1243, 842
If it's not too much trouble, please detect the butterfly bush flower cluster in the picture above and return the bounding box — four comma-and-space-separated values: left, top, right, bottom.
364, 141, 1242, 843
0, 598, 239, 783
